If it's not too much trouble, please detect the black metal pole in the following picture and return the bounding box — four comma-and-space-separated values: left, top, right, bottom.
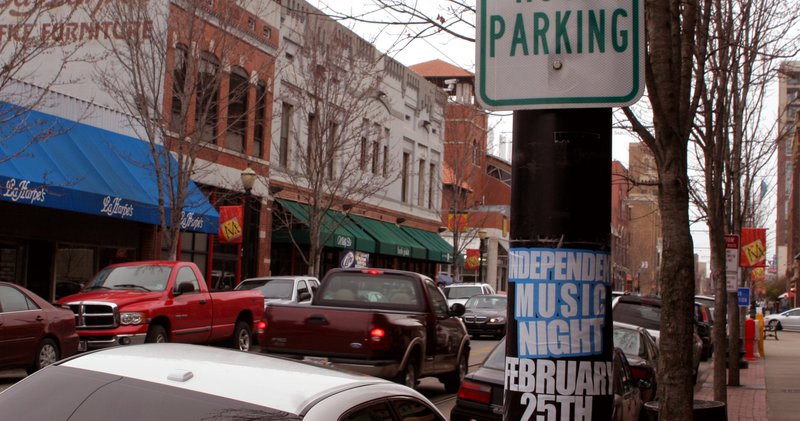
242, 192, 250, 281
504, 108, 614, 420
479, 237, 486, 284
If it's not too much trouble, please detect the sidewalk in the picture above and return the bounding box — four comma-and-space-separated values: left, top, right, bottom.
694, 330, 800, 420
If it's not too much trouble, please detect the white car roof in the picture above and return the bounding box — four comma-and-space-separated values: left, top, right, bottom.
59, 344, 388, 415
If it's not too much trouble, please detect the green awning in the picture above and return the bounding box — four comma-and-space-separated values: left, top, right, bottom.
274, 200, 375, 253
400, 226, 454, 263
349, 215, 426, 259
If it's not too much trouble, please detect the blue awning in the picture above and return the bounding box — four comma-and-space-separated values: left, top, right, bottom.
0, 106, 219, 233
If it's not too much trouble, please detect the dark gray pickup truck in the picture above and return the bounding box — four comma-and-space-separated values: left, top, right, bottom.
258, 268, 470, 391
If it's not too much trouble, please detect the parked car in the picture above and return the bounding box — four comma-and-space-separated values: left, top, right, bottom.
0, 282, 79, 373
57, 261, 264, 352
0, 343, 447, 421
235, 276, 320, 308
695, 301, 714, 360
764, 307, 800, 331
462, 294, 507, 338
443, 283, 496, 308
612, 295, 703, 383
450, 339, 645, 421
259, 268, 470, 391
613, 321, 659, 403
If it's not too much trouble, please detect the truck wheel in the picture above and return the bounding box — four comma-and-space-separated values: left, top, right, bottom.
27, 338, 59, 374
145, 325, 168, 343
442, 353, 467, 393
231, 321, 251, 352
395, 359, 417, 389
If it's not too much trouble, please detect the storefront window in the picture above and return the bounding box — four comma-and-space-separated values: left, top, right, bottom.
0, 245, 19, 283
55, 246, 95, 300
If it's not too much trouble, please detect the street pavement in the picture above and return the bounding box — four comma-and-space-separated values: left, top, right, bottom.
695, 329, 800, 420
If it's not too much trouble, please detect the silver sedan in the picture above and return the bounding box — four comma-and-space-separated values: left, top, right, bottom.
765, 307, 800, 332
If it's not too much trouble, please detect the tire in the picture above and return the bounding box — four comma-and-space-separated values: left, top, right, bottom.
442, 353, 468, 393
769, 320, 781, 331
231, 321, 251, 351
395, 359, 418, 389
27, 338, 59, 374
145, 325, 168, 343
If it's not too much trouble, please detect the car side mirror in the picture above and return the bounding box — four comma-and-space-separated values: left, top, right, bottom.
175, 282, 195, 295
298, 291, 312, 302
450, 303, 466, 317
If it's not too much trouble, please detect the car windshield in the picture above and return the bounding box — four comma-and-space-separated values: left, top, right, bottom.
84, 266, 170, 292
445, 286, 483, 299
613, 327, 644, 357
238, 279, 294, 299
483, 339, 507, 370
465, 296, 506, 310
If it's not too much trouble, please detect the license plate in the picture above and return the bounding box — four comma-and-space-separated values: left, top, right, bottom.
78, 341, 87, 352
303, 356, 331, 367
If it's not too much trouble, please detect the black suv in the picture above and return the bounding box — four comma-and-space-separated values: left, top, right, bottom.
612, 295, 703, 381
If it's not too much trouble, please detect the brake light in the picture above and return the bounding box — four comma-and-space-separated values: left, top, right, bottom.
256, 320, 267, 333
363, 269, 384, 275
629, 366, 649, 380
370, 328, 385, 341
457, 380, 491, 404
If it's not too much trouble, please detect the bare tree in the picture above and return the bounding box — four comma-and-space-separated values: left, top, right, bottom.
439, 99, 494, 282
91, 0, 276, 259
682, 0, 799, 400
270, 10, 401, 277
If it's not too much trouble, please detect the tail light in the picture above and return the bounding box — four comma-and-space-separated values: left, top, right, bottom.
457, 380, 491, 404
256, 320, 267, 334
370, 328, 385, 341
362, 269, 384, 275
629, 366, 649, 380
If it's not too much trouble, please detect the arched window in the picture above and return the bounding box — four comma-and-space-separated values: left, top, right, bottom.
170, 44, 188, 130
226, 66, 248, 153
195, 52, 220, 143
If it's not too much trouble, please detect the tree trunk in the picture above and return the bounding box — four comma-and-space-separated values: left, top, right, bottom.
709, 220, 729, 401
654, 141, 696, 420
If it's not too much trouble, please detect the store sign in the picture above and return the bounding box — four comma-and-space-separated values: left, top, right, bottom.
3, 178, 46, 204
100, 196, 134, 218
218, 205, 243, 244
180, 211, 204, 231
396, 246, 411, 257
336, 235, 353, 248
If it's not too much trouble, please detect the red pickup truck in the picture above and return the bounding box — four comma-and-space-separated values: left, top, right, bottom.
258, 268, 470, 392
58, 261, 263, 351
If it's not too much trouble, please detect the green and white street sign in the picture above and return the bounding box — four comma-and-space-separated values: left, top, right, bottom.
476, 0, 644, 110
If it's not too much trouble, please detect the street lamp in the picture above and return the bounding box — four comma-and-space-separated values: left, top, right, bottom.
239, 167, 256, 283
478, 229, 487, 284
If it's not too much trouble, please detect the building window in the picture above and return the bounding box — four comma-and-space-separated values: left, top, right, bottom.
428, 163, 435, 209
402, 152, 410, 203
472, 139, 480, 166
307, 112, 316, 168
360, 136, 368, 170
253, 82, 268, 159
327, 122, 338, 179
226, 67, 248, 153
383, 145, 389, 177
417, 159, 425, 207
278, 102, 292, 166
170, 44, 188, 131
372, 140, 379, 174
196, 52, 220, 143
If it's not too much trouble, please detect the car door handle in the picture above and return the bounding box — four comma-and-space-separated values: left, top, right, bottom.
36, 315, 44, 321
305, 314, 329, 325
199, 300, 207, 304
